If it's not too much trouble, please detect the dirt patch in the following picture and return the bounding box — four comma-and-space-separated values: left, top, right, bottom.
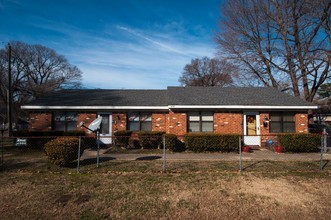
240, 176, 312, 205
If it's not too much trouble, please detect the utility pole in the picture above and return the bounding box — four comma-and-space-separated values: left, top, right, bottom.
8, 43, 12, 137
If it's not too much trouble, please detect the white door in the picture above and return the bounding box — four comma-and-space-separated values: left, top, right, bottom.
98, 113, 112, 144
243, 112, 260, 146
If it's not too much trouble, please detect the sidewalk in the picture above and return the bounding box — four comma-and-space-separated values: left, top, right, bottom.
81, 148, 331, 161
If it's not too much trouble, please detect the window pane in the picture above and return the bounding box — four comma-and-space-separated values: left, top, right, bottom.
54, 112, 65, 122
188, 122, 200, 132
188, 112, 200, 121
201, 112, 213, 121
283, 113, 295, 122
270, 113, 281, 121
141, 113, 152, 121
128, 112, 140, 121
270, 122, 281, 133
100, 115, 110, 134
141, 122, 152, 131
67, 122, 77, 131
66, 112, 77, 122
283, 122, 295, 133
202, 122, 213, 132
128, 121, 139, 131
54, 121, 65, 131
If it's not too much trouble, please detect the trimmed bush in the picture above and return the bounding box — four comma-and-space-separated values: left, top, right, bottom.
114, 130, 132, 148
278, 134, 320, 153
184, 133, 239, 152
138, 131, 165, 149
165, 134, 186, 152
44, 137, 81, 166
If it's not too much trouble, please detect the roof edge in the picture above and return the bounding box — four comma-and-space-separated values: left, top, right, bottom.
21, 106, 169, 110
21, 104, 318, 110
169, 105, 317, 110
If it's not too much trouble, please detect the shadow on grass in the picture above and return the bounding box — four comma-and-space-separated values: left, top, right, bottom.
2, 161, 35, 172
243, 161, 262, 171
321, 160, 329, 170
67, 156, 116, 168
136, 156, 162, 161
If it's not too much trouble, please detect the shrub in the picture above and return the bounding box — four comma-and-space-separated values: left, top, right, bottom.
44, 137, 82, 166
138, 131, 165, 149
114, 130, 132, 148
165, 134, 186, 152
184, 133, 239, 152
278, 134, 320, 153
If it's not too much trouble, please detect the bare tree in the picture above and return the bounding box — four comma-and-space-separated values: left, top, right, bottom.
179, 57, 236, 87
0, 41, 82, 125
216, 0, 331, 102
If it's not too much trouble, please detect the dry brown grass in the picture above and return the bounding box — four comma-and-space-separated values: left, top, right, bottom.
1, 169, 331, 219
1, 147, 331, 219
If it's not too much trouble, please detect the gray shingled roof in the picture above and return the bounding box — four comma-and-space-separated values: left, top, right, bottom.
23, 87, 315, 108
28, 89, 168, 106
167, 87, 314, 106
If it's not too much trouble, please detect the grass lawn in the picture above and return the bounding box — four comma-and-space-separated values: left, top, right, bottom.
1, 147, 331, 219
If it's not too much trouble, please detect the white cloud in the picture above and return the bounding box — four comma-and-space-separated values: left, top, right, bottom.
27, 17, 216, 89
116, 25, 189, 56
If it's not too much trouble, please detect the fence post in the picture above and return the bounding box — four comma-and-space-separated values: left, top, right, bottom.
77, 136, 81, 173
323, 128, 327, 153
239, 136, 243, 172
320, 129, 326, 171
162, 135, 166, 173
97, 131, 100, 168
1, 135, 3, 171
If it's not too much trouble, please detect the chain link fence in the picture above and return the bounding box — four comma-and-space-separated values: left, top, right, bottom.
1, 132, 330, 173
239, 133, 329, 172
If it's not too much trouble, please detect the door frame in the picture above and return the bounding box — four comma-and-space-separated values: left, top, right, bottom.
243, 112, 260, 146
98, 112, 112, 144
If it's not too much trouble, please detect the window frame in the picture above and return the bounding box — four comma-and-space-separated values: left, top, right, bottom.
127, 112, 152, 131
53, 111, 78, 132
187, 111, 214, 133
269, 112, 296, 133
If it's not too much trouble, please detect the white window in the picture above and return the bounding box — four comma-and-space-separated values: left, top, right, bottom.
128, 112, 152, 131
188, 112, 214, 132
53, 111, 77, 131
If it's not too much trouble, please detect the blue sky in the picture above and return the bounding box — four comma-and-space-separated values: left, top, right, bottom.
0, 0, 223, 89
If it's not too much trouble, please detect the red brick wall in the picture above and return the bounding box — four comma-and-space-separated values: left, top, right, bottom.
259, 113, 270, 136
295, 113, 308, 133
214, 112, 243, 134
28, 111, 309, 139
152, 113, 167, 132
28, 113, 52, 131
259, 113, 273, 145
112, 113, 127, 133
167, 111, 187, 135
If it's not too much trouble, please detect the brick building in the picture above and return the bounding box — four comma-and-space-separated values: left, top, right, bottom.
21, 87, 317, 146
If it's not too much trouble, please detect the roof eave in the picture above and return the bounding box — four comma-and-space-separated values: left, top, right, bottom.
21, 105, 169, 110
21, 104, 318, 111
168, 105, 318, 110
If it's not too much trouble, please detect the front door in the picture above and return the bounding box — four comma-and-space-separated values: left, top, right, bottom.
98, 113, 112, 144
243, 112, 260, 146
